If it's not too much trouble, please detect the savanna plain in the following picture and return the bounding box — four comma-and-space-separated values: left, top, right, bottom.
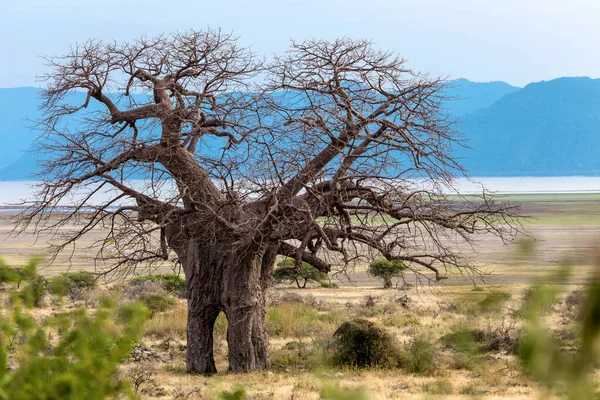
1, 193, 599, 399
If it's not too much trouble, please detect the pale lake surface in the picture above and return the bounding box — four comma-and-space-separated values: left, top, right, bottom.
0, 177, 599, 208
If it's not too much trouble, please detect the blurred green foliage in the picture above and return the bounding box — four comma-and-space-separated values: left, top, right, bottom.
518, 266, 600, 399
0, 297, 149, 399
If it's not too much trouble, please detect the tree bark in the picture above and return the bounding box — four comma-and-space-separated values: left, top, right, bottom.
383, 277, 393, 289
178, 238, 275, 374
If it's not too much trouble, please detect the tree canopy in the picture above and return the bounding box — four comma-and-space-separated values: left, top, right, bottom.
15, 29, 521, 373
19, 29, 518, 282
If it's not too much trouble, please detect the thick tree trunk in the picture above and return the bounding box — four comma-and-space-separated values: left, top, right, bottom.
178, 238, 276, 374
186, 297, 219, 374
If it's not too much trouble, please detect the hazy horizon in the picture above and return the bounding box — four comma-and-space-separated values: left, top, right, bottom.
3, 0, 600, 88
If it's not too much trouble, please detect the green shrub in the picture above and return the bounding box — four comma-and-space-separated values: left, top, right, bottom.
440, 328, 486, 354
401, 333, 436, 374
19, 276, 47, 308
48, 271, 97, 301
137, 293, 177, 315
130, 274, 187, 298
0, 257, 40, 288
0, 258, 19, 284
0, 298, 149, 399
273, 259, 328, 288
366, 259, 406, 289
330, 319, 399, 368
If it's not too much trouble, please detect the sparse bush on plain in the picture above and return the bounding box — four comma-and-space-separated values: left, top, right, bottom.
362, 294, 378, 309
122, 279, 165, 300
137, 293, 177, 315
484, 318, 520, 353
440, 328, 486, 354
48, 271, 97, 302
19, 276, 47, 308
273, 259, 328, 288
330, 319, 399, 368
130, 274, 187, 298
565, 288, 584, 310
220, 385, 246, 400
0, 257, 40, 288
367, 259, 406, 289
401, 332, 436, 374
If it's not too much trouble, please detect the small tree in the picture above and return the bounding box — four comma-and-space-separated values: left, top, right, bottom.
367, 259, 406, 289
273, 259, 327, 288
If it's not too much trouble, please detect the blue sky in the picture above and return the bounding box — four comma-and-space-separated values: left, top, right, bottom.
2, 0, 598, 87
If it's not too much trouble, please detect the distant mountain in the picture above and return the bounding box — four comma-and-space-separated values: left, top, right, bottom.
457, 77, 600, 176
0, 87, 41, 170
0, 78, 598, 179
0, 151, 38, 180
444, 78, 519, 117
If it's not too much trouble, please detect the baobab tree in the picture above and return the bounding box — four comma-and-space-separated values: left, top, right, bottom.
18, 29, 520, 374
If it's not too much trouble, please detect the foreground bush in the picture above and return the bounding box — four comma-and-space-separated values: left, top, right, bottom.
0, 298, 149, 400
330, 319, 399, 368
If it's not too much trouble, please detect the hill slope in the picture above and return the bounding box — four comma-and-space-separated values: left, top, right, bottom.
0, 87, 41, 171
444, 78, 519, 117
458, 77, 600, 176
0, 78, 598, 179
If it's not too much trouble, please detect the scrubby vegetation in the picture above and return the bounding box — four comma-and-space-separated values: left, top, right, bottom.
48, 271, 97, 302
273, 259, 328, 288
0, 274, 148, 399
330, 319, 399, 368
130, 274, 186, 298
366, 259, 406, 289
1, 236, 600, 399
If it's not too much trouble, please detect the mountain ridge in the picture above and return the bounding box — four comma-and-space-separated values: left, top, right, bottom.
0, 78, 598, 180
